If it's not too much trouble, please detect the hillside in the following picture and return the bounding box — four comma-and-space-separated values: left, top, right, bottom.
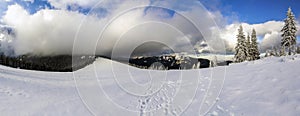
0, 55, 300, 115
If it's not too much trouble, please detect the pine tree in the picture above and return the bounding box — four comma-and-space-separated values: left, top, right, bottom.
250, 29, 260, 60
280, 46, 286, 56
274, 47, 279, 56
234, 25, 247, 63
245, 34, 251, 61
265, 51, 269, 57
269, 47, 276, 56
281, 7, 297, 55
296, 46, 300, 54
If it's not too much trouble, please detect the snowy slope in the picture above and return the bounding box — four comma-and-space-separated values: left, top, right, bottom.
210, 56, 300, 116
0, 65, 89, 115
0, 55, 300, 115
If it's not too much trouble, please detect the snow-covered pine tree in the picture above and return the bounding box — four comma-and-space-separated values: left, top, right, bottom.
274, 47, 279, 56
270, 47, 276, 56
246, 34, 252, 61
281, 7, 297, 55
280, 46, 286, 56
296, 46, 300, 54
264, 50, 269, 57
250, 29, 260, 60
234, 25, 247, 63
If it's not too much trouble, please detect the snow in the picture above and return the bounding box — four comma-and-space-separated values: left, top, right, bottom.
0, 33, 4, 39
1, 55, 300, 115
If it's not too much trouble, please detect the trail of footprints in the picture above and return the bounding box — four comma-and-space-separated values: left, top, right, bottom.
138, 81, 181, 116
0, 87, 29, 98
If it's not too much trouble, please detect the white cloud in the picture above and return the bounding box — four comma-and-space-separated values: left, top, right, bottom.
2, 1, 229, 57
47, 0, 108, 9
93, 3, 227, 57
260, 31, 281, 50
1, 1, 299, 57
3, 4, 105, 55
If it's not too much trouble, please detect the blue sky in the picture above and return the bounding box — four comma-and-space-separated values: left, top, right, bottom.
201, 0, 300, 24
1, 0, 300, 24
1, 0, 53, 15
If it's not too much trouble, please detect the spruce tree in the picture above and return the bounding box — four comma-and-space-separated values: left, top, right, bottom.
296, 46, 300, 54
280, 46, 286, 56
281, 7, 297, 55
246, 34, 252, 61
234, 25, 247, 63
250, 29, 260, 60
274, 47, 279, 56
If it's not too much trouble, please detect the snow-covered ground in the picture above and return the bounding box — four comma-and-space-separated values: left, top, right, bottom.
0, 55, 300, 115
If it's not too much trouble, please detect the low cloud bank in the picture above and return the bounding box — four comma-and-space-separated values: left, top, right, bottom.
0, 0, 299, 57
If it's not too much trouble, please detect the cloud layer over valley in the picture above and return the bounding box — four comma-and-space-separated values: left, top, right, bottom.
0, 0, 299, 57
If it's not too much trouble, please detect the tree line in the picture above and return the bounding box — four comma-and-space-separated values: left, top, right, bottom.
0, 54, 95, 72
235, 7, 298, 62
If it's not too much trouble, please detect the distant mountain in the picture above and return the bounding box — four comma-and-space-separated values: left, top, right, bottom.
0, 25, 15, 56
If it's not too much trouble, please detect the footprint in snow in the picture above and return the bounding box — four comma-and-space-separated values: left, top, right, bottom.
0, 87, 29, 98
